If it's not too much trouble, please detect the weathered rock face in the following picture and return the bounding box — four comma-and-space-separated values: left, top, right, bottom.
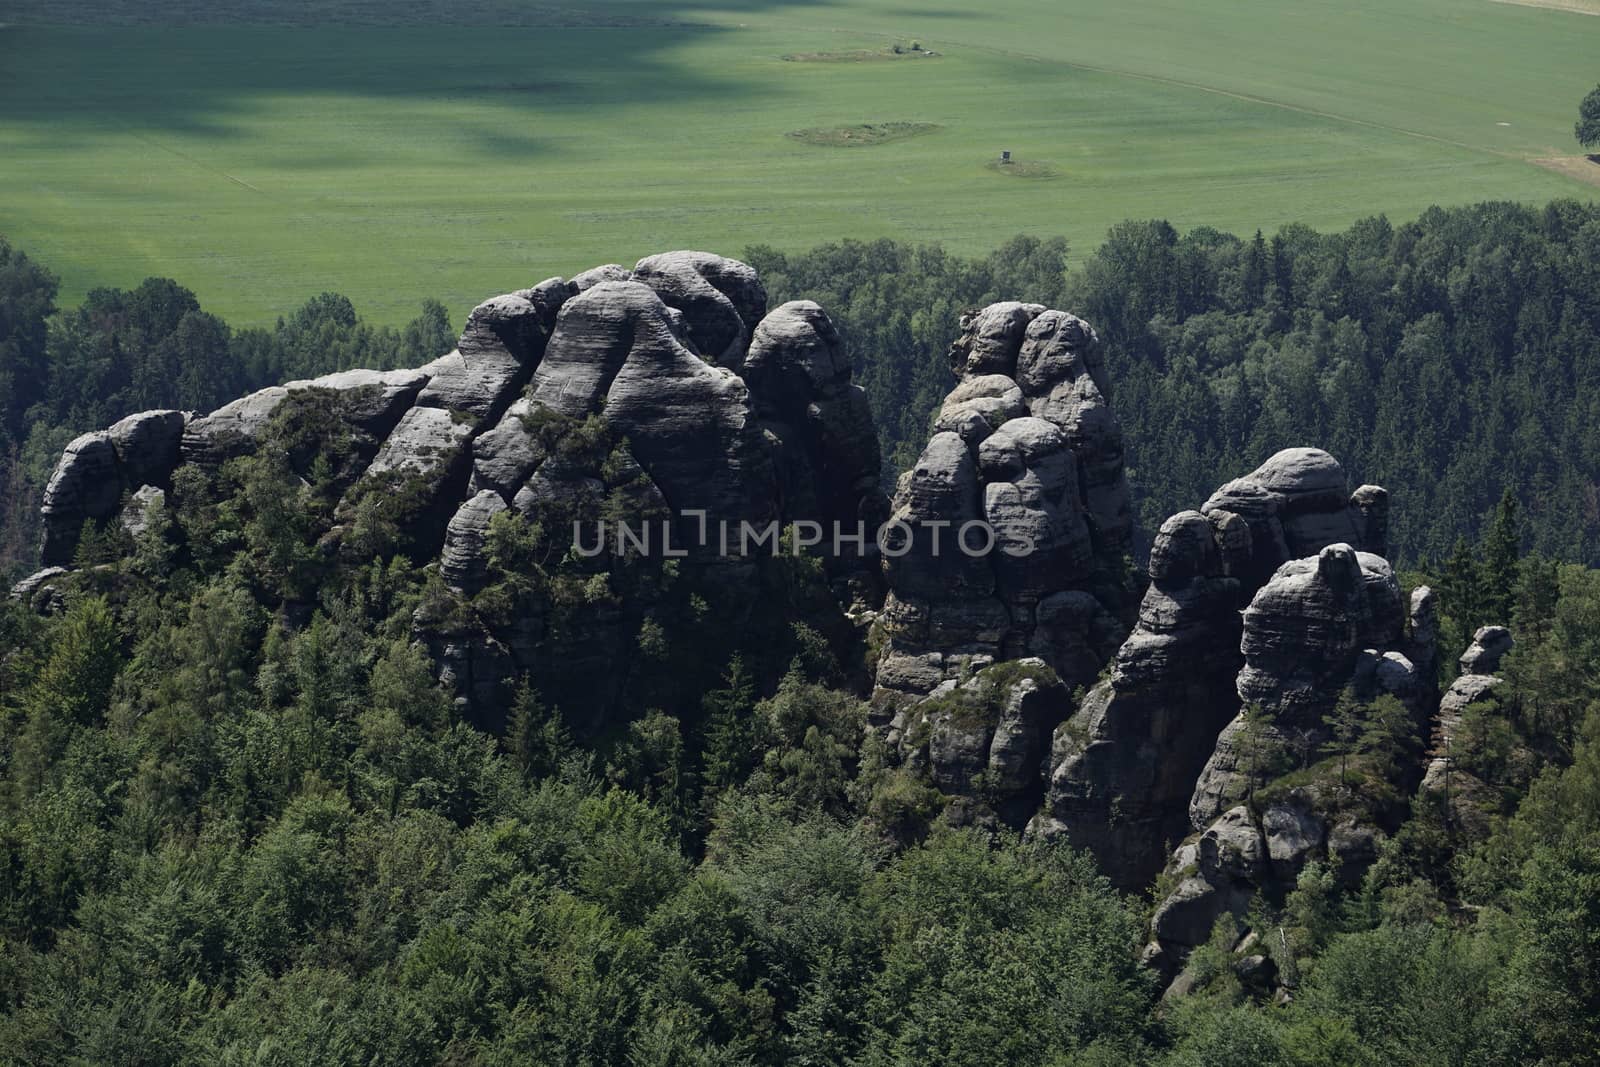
1140, 544, 1435, 976
8, 566, 69, 614
743, 299, 888, 605
1202, 447, 1385, 589
631, 250, 767, 367
40, 410, 188, 565
24, 252, 886, 739
896, 658, 1073, 830
1421, 626, 1514, 802
120, 485, 166, 540
1458, 624, 1512, 675
440, 489, 508, 596
1186, 546, 1416, 831
1035, 449, 1395, 891
872, 301, 1136, 725
1034, 509, 1250, 888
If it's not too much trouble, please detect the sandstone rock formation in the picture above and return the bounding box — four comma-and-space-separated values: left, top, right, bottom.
871, 302, 1136, 720
1035, 448, 1397, 890
20, 253, 887, 737
1140, 542, 1435, 976
23, 249, 1456, 971
1420, 626, 1513, 813
39, 409, 186, 565
896, 658, 1073, 829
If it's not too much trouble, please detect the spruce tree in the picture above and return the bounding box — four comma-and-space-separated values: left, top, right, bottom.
505, 682, 572, 779
700, 654, 757, 802
1480, 488, 1522, 626
1322, 687, 1364, 797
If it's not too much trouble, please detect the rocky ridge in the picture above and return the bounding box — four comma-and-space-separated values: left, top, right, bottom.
21, 263, 1471, 990
22, 252, 886, 734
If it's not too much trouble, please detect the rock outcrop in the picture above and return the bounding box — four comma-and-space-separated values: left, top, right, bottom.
896, 658, 1073, 829
1035, 449, 1396, 890
40, 410, 186, 565
1420, 626, 1513, 811
1185, 546, 1419, 830
23, 249, 1460, 976
872, 302, 1136, 720
1140, 542, 1435, 976
21, 253, 887, 738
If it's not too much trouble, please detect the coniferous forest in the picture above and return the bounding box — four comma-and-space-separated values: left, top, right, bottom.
4, 203, 1600, 1064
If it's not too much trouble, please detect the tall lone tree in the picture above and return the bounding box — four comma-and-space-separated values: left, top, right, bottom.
1578, 84, 1600, 151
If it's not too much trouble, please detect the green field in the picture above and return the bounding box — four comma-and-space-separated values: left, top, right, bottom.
2, 0, 1597, 326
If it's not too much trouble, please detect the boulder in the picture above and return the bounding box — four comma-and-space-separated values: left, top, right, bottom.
416, 292, 551, 419
632, 251, 767, 366
470, 398, 545, 499
1460, 625, 1513, 675
106, 409, 186, 489
931, 375, 1026, 445
441, 490, 508, 595
39, 431, 123, 565
527, 281, 677, 418
571, 263, 631, 291
9, 567, 70, 614
947, 301, 1043, 378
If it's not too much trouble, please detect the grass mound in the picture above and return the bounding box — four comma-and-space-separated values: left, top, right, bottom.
788, 122, 941, 147
985, 158, 1061, 179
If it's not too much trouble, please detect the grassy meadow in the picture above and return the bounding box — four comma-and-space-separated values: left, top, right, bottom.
1, 0, 1597, 326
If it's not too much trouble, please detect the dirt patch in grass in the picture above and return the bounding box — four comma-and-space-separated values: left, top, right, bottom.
788, 122, 942, 147
985, 158, 1060, 179
1531, 155, 1600, 186
782, 45, 941, 62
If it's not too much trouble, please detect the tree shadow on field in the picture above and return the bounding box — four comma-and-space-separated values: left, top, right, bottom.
0, 0, 834, 158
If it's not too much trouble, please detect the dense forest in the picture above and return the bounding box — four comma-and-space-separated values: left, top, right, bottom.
1, 387, 1598, 1063
3, 207, 1600, 1063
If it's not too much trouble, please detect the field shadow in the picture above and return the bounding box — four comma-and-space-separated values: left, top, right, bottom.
0, 0, 835, 158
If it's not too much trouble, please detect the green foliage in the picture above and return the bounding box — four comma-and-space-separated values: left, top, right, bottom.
748, 670, 863, 816
699, 656, 757, 806
504, 682, 576, 781
0, 270, 452, 578
9, 596, 121, 800
1578, 84, 1600, 150
1232, 703, 1285, 810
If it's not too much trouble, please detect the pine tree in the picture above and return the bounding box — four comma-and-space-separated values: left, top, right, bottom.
1514, 553, 1561, 645
1480, 488, 1522, 626
1243, 230, 1268, 305
1233, 703, 1282, 809
1322, 687, 1364, 796
13, 596, 121, 796
700, 655, 756, 799
1357, 693, 1415, 781
505, 682, 572, 779
1441, 537, 1482, 632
